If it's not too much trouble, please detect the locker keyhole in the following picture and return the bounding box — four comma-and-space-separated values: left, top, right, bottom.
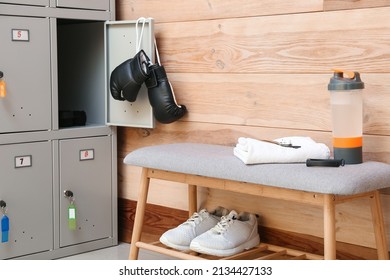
64, 190, 74, 198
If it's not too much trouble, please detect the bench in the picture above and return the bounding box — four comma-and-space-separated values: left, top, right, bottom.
124, 143, 390, 260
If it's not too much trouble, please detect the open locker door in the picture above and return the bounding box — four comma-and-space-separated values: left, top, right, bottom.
105, 18, 155, 128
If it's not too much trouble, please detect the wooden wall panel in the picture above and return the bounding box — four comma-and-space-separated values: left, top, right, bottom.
324, 0, 390, 11
170, 73, 331, 131
116, 0, 323, 23
170, 73, 390, 135
154, 7, 390, 74
116, 0, 390, 257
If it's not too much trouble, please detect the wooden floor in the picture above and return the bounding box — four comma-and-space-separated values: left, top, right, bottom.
59, 242, 177, 260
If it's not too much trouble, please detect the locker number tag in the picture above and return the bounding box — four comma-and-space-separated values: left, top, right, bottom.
12, 29, 30, 41
80, 149, 94, 161
15, 155, 32, 168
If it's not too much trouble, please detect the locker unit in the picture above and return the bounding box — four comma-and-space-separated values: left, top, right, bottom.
0, 141, 53, 259
0, 15, 51, 133
59, 136, 112, 247
0, 0, 49, 5
0, 0, 111, 9
0, 0, 149, 259
56, 0, 110, 11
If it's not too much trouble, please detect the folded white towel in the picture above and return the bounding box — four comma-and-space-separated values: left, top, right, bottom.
234, 136, 330, 164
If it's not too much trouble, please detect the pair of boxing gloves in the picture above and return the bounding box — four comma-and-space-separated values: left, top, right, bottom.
110, 50, 187, 124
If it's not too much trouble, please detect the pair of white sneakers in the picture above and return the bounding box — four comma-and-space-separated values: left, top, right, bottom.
159, 207, 260, 257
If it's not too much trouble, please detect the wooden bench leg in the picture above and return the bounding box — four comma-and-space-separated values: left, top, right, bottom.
188, 184, 197, 217
370, 190, 389, 260
128, 168, 150, 260
323, 194, 336, 260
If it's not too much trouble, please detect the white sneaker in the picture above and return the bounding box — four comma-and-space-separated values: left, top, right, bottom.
159, 207, 229, 251
190, 210, 260, 257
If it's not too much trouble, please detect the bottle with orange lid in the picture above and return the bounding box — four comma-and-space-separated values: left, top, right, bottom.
328, 69, 364, 164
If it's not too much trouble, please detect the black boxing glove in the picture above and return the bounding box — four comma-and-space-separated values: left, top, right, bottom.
145, 63, 187, 124
109, 50, 151, 102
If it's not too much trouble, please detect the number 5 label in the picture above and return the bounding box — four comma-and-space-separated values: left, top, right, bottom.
11, 29, 29, 41
15, 155, 32, 168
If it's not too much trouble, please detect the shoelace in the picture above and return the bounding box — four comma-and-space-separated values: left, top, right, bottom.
212, 215, 237, 234
184, 211, 207, 225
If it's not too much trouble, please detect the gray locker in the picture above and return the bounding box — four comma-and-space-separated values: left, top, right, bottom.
56, 0, 109, 10
0, 141, 53, 259
0, 0, 119, 259
0, 15, 51, 133
59, 136, 112, 247
0, 0, 49, 5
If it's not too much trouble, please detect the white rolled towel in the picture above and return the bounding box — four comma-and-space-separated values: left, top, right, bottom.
233, 136, 330, 164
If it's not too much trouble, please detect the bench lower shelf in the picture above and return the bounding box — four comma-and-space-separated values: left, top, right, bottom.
136, 240, 324, 260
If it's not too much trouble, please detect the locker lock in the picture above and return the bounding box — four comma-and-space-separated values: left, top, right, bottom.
64, 190, 74, 198
0, 71, 6, 98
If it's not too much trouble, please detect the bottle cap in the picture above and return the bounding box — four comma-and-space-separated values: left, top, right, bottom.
328, 69, 364, 91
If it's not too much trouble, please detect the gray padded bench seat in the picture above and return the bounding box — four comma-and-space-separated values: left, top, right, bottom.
124, 143, 390, 260
124, 143, 390, 195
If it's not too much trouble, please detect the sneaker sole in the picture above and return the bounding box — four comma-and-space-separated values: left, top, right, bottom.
190, 235, 260, 257
159, 235, 190, 251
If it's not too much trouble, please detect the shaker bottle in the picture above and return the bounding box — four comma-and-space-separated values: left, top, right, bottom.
328, 69, 364, 164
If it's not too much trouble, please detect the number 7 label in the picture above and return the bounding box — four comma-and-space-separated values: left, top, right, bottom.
15, 155, 32, 168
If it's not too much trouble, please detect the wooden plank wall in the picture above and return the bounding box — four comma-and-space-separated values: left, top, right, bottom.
116, 0, 390, 259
